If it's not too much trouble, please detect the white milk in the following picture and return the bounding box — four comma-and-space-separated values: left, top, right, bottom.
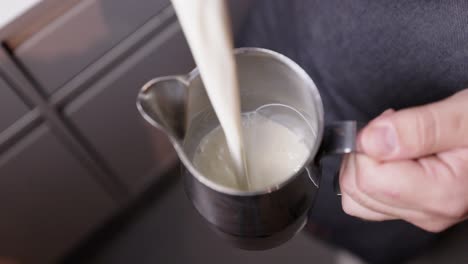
171, 0, 250, 188
193, 112, 310, 191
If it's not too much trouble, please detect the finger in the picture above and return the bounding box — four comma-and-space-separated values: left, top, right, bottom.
340, 154, 422, 219
352, 153, 463, 219
340, 153, 463, 232
358, 89, 468, 160
343, 186, 453, 232
341, 191, 395, 221
356, 108, 395, 152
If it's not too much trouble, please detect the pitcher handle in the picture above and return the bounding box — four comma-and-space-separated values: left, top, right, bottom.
317, 121, 366, 195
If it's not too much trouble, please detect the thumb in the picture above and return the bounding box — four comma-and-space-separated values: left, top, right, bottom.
359, 89, 468, 160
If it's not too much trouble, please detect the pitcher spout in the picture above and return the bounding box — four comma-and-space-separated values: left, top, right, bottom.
137, 76, 189, 141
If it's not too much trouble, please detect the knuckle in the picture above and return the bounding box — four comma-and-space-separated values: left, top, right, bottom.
448, 150, 468, 176
355, 174, 370, 194
419, 221, 451, 233
450, 111, 465, 143
414, 107, 438, 154
427, 191, 464, 220
355, 168, 377, 196
341, 196, 357, 217
339, 173, 354, 196
345, 154, 386, 197
441, 201, 466, 220
457, 154, 468, 173
431, 171, 468, 219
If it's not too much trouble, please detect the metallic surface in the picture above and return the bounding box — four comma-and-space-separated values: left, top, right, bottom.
137, 48, 357, 249
321, 121, 358, 155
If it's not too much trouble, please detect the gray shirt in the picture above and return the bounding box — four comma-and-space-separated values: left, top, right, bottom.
237, 1, 467, 263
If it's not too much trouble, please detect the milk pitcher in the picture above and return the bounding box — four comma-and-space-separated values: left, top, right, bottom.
137, 48, 358, 250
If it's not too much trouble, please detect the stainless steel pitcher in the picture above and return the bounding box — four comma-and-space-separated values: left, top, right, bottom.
136, 48, 358, 250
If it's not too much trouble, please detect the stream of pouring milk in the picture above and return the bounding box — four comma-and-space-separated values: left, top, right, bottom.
171, 0, 250, 188
172, 0, 311, 191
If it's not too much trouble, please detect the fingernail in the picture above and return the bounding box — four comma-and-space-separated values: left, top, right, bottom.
356, 109, 395, 153
362, 123, 397, 157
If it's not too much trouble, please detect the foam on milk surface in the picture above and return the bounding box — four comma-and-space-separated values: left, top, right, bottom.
171, 0, 250, 188
193, 112, 310, 191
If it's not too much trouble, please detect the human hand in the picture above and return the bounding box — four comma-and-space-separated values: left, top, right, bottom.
339, 89, 468, 232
